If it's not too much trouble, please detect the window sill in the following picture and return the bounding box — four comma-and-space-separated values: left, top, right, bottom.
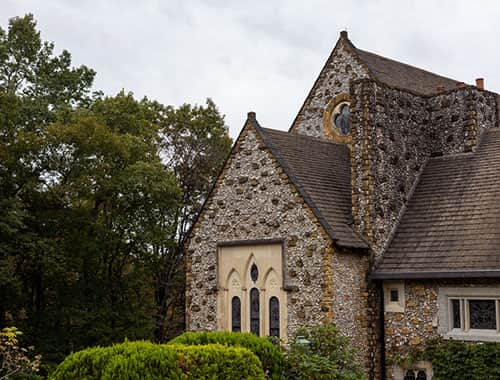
385, 303, 405, 313
444, 329, 500, 342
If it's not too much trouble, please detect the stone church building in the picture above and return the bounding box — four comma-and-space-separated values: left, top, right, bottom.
185, 32, 500, 379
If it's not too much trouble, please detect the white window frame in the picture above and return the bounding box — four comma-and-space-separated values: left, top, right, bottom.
384, 281, 405, 313
438, 287, 500, 342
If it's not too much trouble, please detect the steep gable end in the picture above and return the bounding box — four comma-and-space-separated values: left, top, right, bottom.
187, 112, 368, 250
290, 32, 465, 139
289, 32, 370, 138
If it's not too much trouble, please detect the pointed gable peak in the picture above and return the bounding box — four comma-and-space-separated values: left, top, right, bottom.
337, 30, 358, 51
339, 30, 355, 47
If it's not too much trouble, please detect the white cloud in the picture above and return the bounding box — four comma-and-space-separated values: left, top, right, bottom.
2, 0, 499, 137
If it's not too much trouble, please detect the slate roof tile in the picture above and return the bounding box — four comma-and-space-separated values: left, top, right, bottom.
354, 47, 461, 95
374, 128, 500, 278
255, 126, 368, 249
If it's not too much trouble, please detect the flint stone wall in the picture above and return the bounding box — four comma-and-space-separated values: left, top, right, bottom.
292, 42, 369, 138
384, 279, 500, 379
332, 251, 371, 371
428, 87, 497, 154
186, 128, 327, 334
475, 89, 497, 131
186, 127, 371, 371
350, 80, 499, 258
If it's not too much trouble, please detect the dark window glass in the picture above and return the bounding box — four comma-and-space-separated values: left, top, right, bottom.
390, 289, 399, 303
334, 104, 350, 135
469, 300, 496, 330
269, 297, 280, 337
231, 296, 241, 332
416, 370, 427, 380
250, 288, 260, 336
452, 299, 461, 329
404, 370, 416, 380
250, 263, 258, 282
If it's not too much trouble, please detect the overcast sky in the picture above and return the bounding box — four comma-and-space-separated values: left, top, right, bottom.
3, 0, 500, 137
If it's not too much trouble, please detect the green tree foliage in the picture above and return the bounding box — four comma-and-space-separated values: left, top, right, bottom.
0, 13, 231, 369
426, 339, 500, 380
0, 14, 98, 339
283, 324, 365, 380
154, 100, 232, 341
0, 327, 41, 379
169, 331, 283, 379
49, 341, 265, 380
2, 89, 181, 366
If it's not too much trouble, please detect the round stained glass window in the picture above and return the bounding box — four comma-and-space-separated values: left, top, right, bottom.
333, 103, 350, 135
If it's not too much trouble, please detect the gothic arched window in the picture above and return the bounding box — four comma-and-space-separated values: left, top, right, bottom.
250, 288, 260, 336
231, 296, 241, 332
404, 370, 416, 380
269, 296, 280, 337
416, 371, 427, 380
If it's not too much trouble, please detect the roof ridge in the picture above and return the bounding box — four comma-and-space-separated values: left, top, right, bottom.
354, 47, 460, 86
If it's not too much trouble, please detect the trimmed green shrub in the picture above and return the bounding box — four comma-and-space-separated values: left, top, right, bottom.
169, 331, 283, 379
49, 340, 265, 380
427, 339, 500, 380
170, 344, 264, 379
283, 324, 365, 380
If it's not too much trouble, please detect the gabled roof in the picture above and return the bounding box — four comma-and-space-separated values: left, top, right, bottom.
354, 47, 460, 95
252, 120, 368, 249
373, 128, 500, 279
290, 31, 462, 133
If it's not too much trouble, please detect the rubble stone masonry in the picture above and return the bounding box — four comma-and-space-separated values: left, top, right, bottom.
291, 41, 369, 138
185, 125, 372, 369
384, 280, 500, 379
350, 79, 498, 259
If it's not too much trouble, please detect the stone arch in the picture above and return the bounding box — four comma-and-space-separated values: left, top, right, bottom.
225, 268, 244, 332
226, 268, 241, 290
263, 267, 279, 292
215, 243, 286, 338
263, 267, 285, 338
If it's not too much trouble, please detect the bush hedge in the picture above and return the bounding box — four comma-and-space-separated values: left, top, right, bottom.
169, 331, 283, 379
49, 340, 265, 379
283, 324, 365, 380
427, 339, 500, 380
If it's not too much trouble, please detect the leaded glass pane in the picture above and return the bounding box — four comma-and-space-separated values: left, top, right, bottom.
250, 288, 260, 336
269, 297, 280, 337
231, 296, 241, 332
452, 299, 461, 329
416, 370, 427, 380
334, 104, 350, 135
250, 263, 259, 282
469, 300, 496, 330
404, 370, 415, 380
